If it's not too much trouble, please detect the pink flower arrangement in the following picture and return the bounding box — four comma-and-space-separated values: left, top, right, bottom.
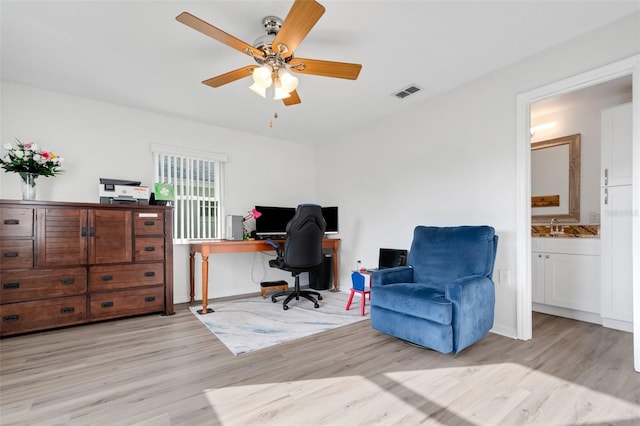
0, 139, 64, 181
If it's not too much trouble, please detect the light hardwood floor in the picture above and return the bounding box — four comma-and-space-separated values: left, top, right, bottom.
1, 304, 639, 425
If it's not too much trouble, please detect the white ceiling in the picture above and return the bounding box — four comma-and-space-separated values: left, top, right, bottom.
2, 1, 638, 145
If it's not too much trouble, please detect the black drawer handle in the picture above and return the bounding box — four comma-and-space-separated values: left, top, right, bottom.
3, 219, 19, 225
3, 282, 20, 289
61, 277, 75, 285
144, 271, 155, 277
89, 227, 95, 237
81, 227, 87, 237
101, 301, 114, 308
144, 296, 156, 302
144, 246, 156, 252
60, 307, 75, 314
3, 252, 19, 258
3, 314, 19, 322
100, 275, 113, 281
144, 221, 155, 226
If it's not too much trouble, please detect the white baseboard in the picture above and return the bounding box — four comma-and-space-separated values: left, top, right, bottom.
490, 324, 518, 339
602, 317, 633, 333
533, 303, 602, 325
534, 303, 634, 333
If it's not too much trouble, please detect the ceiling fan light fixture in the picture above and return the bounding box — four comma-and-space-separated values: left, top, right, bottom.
249, 82, 267, 98
279, 68, 299, 93
252, 64, 273, 88
273, 79, 291, 100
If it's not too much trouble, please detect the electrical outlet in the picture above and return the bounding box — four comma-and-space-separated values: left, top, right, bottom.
499, 270, 510, 285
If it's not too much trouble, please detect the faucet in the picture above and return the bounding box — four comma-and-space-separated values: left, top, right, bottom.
549, 218, 563, 235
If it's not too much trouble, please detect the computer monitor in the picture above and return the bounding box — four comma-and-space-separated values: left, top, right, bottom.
254, 206, 295, 237
322, 206, 339, 234
254, 205, 339, 237
378, 248, 408, 269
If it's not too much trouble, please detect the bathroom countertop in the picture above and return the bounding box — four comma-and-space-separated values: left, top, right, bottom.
531, 224, 599, 238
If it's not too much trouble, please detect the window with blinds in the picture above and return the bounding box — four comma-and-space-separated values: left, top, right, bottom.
151, 144, 227, 244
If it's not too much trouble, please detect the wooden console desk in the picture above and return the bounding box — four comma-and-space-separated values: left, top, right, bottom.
189, 238, 340, 314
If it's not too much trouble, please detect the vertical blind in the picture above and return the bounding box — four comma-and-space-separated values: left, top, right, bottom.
151, 145, 226, 244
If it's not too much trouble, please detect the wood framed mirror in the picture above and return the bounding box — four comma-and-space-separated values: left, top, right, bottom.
531, 133, 581, 223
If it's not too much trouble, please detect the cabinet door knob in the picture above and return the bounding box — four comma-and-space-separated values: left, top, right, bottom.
538, 254, 542, 258
546, 255, 550, 259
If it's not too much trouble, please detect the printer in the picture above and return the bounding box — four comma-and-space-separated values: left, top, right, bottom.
99, 178, 150, 205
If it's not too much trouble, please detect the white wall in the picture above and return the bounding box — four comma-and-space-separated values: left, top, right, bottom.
0, 82, 318, 302
314, 12, 640, 338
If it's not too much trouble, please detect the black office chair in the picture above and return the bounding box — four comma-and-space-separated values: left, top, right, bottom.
267, 204, 326, 310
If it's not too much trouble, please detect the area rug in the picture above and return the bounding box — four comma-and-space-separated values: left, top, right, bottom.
190, 290, 369, 356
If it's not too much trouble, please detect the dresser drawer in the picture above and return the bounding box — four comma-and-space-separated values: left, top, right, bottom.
134, 237, 164, 262
0, 207, 33, 237
0, 295, 87, 336
0, 240, 33, 269
88, 286, 165, 321
134, 211, 164, 235
1, 268, 87, 304
88, 263, 164, 291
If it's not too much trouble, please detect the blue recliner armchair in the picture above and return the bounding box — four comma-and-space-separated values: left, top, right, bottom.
370, 226, 498, 354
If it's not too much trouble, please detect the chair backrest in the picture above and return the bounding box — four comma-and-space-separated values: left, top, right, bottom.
351, 271, 367, 291
408, 226, 498, 285
283, 204, 326, 269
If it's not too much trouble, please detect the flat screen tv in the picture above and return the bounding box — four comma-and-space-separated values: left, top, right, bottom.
254, 205, 339, 237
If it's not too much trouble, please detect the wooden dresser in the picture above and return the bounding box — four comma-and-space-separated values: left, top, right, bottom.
0, 200, 174, 336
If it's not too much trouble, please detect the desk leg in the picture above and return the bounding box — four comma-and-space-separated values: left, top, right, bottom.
332, 248, 340, 291
189, 250, 195, 303
197, 253, 214, 314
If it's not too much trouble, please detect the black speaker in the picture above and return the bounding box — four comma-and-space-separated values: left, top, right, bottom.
310, 250, 332, 290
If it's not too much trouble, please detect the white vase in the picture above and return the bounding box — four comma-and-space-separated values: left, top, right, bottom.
20, 173, 37, 200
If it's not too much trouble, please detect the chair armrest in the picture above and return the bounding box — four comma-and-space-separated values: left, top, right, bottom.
444, 275, 495, 353
444, 275, 494, 303
266, 240, 283, 258
370, 266, 414, 287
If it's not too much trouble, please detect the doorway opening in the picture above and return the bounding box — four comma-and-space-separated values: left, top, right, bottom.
515, 54, 640, 371
529, 76, 632, 327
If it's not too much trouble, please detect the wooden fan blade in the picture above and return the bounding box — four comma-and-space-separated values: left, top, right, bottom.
289, 58, 362, 80
283, 90, 301, 106
273, 0, 325, 59
202, 65, 258, 88
176, 12, 263, 58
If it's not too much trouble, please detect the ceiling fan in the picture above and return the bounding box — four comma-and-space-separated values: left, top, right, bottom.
176, 0, 362, 106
